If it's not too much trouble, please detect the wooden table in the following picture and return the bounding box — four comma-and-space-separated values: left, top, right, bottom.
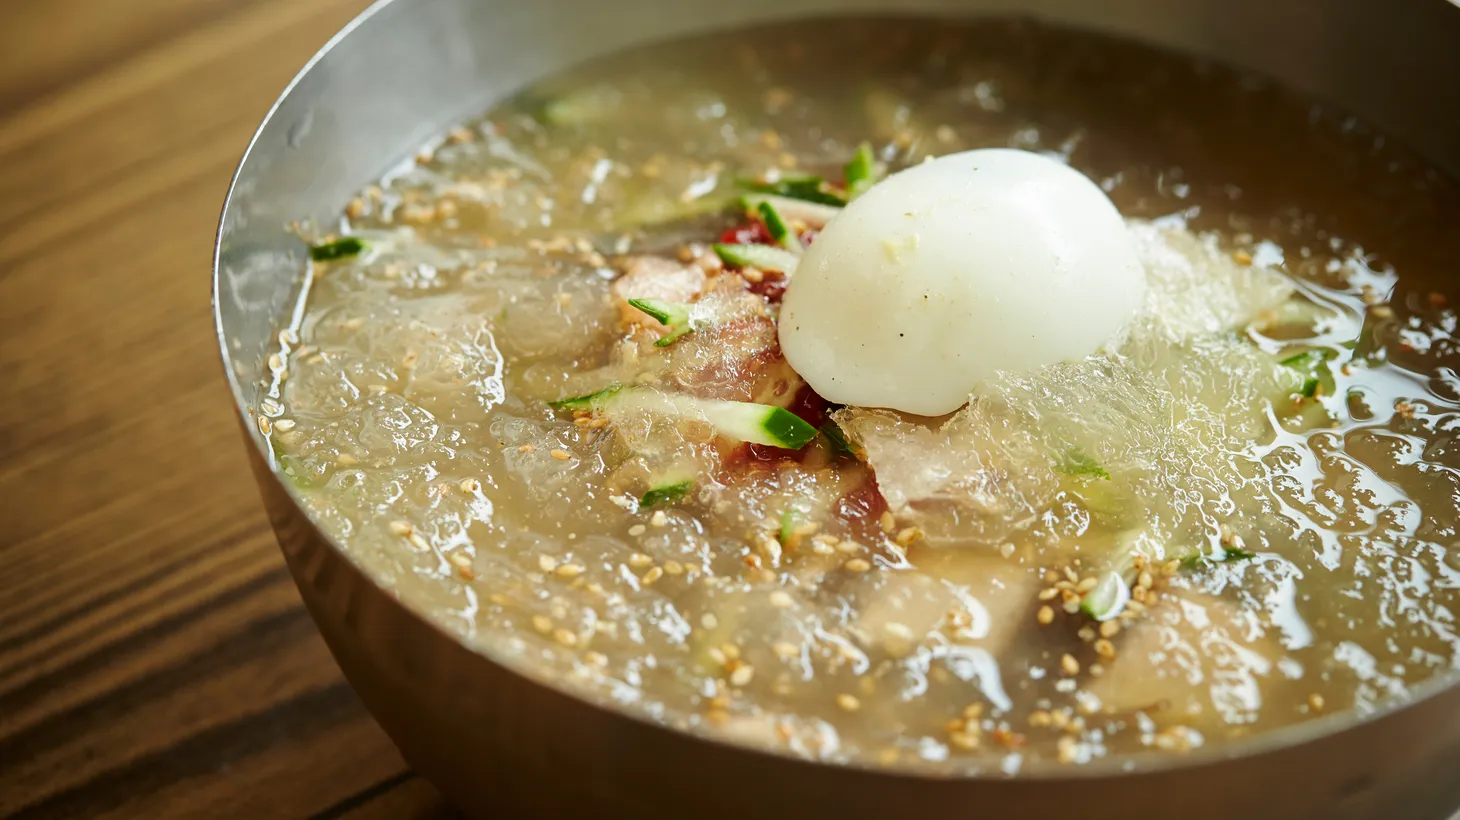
0, 1, 454, 816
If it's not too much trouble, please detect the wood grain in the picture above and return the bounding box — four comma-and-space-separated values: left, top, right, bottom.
0, 1, 455, 816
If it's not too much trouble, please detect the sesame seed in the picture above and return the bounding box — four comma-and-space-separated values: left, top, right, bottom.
389, 520, 413, 537
948, 732, 979, 751
1099, 620, 1121, 638
538, 555, 558, 573
1037, 606, 1055, 625
628, 524, 646, 536
336, 453, 358, 467
1029, 710, 1052, 727
879, 511, 896, 533
663, 560, 684, 575
555, 563, 585, 578
836, 694, 861, 712
408, 533, 430, 551
1075, 576, 1098, 593
257, 416, 273, 436
1057, 736, 1080, 764
962, 702, 984, 720
701, 613, 719, 630
518, 444, 536, 454
1137, 571, 1154, 590
1089, 663, 1105, 677
730, 665, 756, 687
844, 558, 872, 573
1077, 626, 1096, 643
1060, 654, 1080, 676
641, 567, 664, 585
999, 542, 1016, 558
459, 477, 481, 493
550, 449, 572, 461
1232, 249, 1253, 265
532, 615, 553, 633
650, 510, 668, 527
628, 553, 653, 568
1094, 639, 1117, 659
553, 628, 579, 647
772, 642, 798, 660
1038, 588, 1060, 601
1309, 693, 1325, 712
769, 591, 794, 609
585, 651, 608, 667
449, 552, 472, 570
894, 527, 922, 546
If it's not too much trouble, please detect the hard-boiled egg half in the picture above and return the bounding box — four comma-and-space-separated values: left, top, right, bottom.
778, 148, 1146, 416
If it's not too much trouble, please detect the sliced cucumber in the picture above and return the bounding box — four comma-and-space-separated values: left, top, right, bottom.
712, 243, 801, 274
820, 420, 862, 458
310, 237, 366, 262
614, 191, 734, 230
531, 85, 622, 126
1079, 528, 1156, 621
739, 194, 842, 230
1180, 547, 1257, 570
843, 142, 879, 198
1081, 571, 1130, 622
641, 477, 695, 508
1055, 446, 1110, 481
628, 298, 694, 347
756, 201, 803, 254
779, 508, 799, 543
1280, 349, 1332, 399
549, 384, 624, 411
740, 175, 846, 207
550, 387, 818, 449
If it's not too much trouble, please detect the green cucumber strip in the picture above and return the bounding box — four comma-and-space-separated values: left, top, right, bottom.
1056, 447, 1110, 480
641, 478, 694, 508
712, 243, 801, 274
756, 201, 803, 253
310, 237, 366, 262
614, 191, 735, 230
779, 508, 798, 543
549, 384, 623, 411
627, 298, 695, 347
739, 194, 842, 229
820, 420, 860, 458
739, 175, 846, 207
1280, 348, 1332, 399
531, 85, 621, 125
843, 142, 878, 197
1180, 547, 1257, 570
588, 389, 818, 449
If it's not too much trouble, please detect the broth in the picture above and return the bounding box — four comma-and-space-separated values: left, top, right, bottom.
260, 17, 1460, 772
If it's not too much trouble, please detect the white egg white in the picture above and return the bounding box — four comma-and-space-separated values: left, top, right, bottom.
778, 148, 1146, 416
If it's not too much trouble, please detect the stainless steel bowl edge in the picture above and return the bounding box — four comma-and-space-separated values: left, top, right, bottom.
214, 1, 1460, 817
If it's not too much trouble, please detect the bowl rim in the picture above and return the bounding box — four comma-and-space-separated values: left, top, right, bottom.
211, 0, 1460, 784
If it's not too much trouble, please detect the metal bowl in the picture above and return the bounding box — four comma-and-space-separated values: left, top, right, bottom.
213, 1, 1460, 817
